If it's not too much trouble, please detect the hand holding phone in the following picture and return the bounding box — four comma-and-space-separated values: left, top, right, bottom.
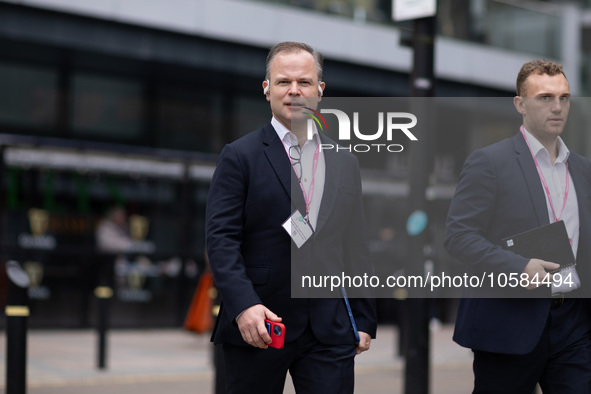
264, 319, 285, 349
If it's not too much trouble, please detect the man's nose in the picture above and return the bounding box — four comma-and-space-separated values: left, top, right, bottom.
550, 97, 564, 111
288, 82, 301, 96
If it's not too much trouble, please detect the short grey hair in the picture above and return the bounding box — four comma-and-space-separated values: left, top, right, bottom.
265, 41, 324, 81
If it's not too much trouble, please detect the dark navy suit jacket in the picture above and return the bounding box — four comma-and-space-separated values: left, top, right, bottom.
445, 132, 591, 355
206, 122, 377, 347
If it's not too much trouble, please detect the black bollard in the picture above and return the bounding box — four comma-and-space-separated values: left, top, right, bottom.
5, 260, 31, 394
95, 258, 113, 370
213, 343, 226, 394
95, 285, 113, 369
211, 292, 225, 394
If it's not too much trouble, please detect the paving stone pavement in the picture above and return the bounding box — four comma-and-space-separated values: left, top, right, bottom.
0, 325, 474, 393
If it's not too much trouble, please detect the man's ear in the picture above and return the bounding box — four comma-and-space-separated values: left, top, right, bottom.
318, 81, 325, 97
263, 79, 270, 99
513, 96, 526, 115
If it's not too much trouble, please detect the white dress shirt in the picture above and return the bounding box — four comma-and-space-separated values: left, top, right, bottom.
523, 128, 581, 293
272, 117, 325, 230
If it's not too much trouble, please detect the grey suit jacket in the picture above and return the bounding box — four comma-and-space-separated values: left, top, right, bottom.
445, 132, 591, 354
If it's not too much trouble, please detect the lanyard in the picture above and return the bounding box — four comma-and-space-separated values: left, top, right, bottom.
291, 144, 320, 219
520, 126, 569, 222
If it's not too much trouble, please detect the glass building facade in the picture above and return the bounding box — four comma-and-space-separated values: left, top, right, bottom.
0, 0, 587, 327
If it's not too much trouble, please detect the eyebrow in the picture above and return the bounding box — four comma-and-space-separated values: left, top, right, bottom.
274, 76, 314, 82
535, 92, 570, 97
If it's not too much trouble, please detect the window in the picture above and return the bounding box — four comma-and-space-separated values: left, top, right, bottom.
156, 84, 221, 152
70, 73, 144, 140
0, 62, 58, 129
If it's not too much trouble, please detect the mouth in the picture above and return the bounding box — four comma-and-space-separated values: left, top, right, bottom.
286, 102, 306, 111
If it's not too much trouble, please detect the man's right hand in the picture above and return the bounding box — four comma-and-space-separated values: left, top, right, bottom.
522, 258, 560, 289
236, 304, 282, 349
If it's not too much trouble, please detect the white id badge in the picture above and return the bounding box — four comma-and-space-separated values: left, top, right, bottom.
282, 210, 314, 248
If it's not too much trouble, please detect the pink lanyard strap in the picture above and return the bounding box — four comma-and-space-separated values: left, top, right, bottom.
289, 143, 320, 218
520, 126, 569, 222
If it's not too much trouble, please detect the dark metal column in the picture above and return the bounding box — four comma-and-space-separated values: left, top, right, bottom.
5, 260, 30, 394
95, 257, 114, 370
404, 14, 436, 394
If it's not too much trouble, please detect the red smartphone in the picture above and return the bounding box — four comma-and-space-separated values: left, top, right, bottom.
264, 319, 285, 349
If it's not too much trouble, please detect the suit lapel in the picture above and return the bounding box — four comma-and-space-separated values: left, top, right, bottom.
315, 137, 341, 234
262, 123, 306, 213
263, 123, 290, 198
514, 133, 550, 226
290, 171, 307, 216
568, 155, 591, 264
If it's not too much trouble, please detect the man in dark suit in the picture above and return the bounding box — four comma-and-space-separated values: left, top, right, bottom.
445, 59, 591, 393
206, 41, 377, 394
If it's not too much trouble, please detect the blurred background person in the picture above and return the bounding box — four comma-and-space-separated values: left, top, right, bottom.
96, 205, 133, 253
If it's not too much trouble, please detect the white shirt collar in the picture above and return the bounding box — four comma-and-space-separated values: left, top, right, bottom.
522, 127, 570, 164
271, 116, 321, 147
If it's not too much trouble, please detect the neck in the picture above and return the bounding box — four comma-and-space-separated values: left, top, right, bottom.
522, 126, 560, 165
536, 135, 559, 164
290, 123, 308, 147
548, 141, 559, 165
